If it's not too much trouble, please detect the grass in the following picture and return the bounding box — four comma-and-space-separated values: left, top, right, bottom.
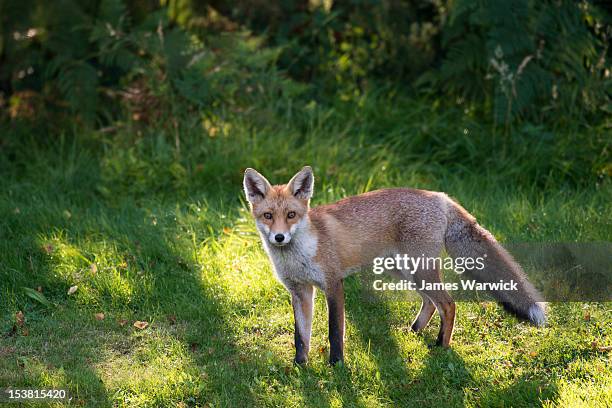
0, 94, 610, 407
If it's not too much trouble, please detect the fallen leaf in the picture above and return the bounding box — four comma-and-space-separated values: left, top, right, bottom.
68, 285, 78, 295
597, 345, 612, 352
118, 319, 128, 327
529, 351, 538, 358
133, 321, 149, 330
223, 227, 231, 234
15, 311, 25, 327
90, 264, 97, 274
94, 313, 105, 321
583, 312, 591, 321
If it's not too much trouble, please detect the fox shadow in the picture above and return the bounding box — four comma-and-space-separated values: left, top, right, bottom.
319, 277, 560, 407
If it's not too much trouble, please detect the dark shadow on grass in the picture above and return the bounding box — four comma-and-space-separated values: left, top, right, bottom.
327, 271, 569, 407
333, 276, 436, 407
338, 275, 561, 407
75, 203, 264, 407
476, 372, 558, 407
336, 277, 474, 407
0, 196, 266, 406
0, 226, 111, 406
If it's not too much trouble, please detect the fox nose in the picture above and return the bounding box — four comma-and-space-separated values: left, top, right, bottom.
274, 234, 285, 243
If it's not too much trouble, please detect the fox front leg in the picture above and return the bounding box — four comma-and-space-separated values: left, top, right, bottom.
290, 284, 314, 364
325, 280, 345, 365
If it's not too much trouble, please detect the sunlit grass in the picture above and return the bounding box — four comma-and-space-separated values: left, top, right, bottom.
0, 95, 610, 406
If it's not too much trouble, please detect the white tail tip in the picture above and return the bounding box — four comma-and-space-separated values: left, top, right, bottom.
528, 302, 547, 327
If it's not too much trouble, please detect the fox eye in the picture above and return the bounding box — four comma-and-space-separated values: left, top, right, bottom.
287, 211, 296, 219
263, 212, 273, 220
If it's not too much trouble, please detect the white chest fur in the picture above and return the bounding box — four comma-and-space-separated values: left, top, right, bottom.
261, 222, 325, 289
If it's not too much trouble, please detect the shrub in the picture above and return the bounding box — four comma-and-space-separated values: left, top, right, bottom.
428, 0, 611, 124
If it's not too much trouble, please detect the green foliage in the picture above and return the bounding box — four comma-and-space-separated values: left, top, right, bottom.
226, 0, 446, 99
0, 0, 609, 185
22, 287, 53, 308
430, 0, 611, 124
0, 0, 295, 126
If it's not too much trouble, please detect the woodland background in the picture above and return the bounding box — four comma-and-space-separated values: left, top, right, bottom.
0, 1, 610, 407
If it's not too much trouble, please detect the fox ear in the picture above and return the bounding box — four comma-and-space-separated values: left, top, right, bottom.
244, 168, 272, 204
288, 166, 314, 200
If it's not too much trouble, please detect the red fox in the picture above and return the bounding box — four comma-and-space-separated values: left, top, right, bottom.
244, 166, 546, 365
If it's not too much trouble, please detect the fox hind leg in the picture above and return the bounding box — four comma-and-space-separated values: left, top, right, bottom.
429, 291, 456, 347
411, 292, 436, 332
413, 269, 456, 347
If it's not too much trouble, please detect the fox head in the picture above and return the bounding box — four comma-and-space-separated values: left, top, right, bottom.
243, 166, 314, 247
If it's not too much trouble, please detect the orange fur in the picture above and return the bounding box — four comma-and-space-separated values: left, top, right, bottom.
244, 166, 546, 364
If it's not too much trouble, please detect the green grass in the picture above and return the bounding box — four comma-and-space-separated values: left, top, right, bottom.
0, 95, 610, 407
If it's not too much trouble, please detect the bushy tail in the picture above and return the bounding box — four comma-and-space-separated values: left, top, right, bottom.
444, 201, 546, 326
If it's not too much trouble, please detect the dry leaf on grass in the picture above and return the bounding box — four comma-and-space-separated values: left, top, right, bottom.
133, 321, 149, 330
591, 341, 612, 352
94, 313, 105, 321
15, 311, 25, 326
118, 319, 128, 327
68, 285, 78, 295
